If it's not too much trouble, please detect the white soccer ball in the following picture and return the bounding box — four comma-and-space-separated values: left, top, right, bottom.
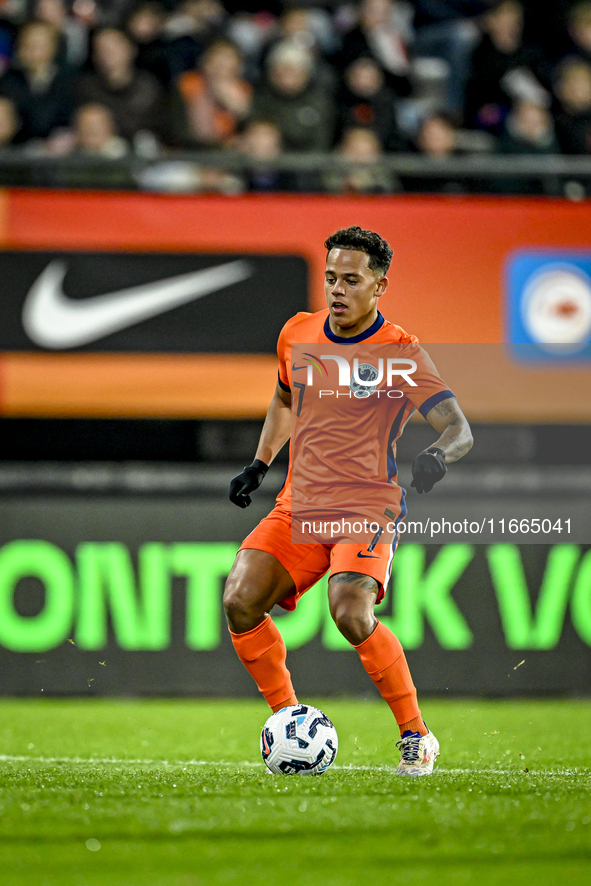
260, 704, 338, 775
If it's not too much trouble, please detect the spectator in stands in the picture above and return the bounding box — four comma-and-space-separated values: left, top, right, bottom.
33, 102, 135, 188
260, 5, 338, 88
172, 38, 251, 147
162, 0, 228, 79
251, 39, 335, 152
33, 0, 88, 69
411, 1, 492, 115
76, 26, 167, 146
71, 102, 129, 158
553, 57, 591, 154
495, 98, 561, 194
0, 19, 75, 143
0, 94, 19, 147
417, 111, 458, 156
226, 9, 276, 84
563, 2, 591, 68
276, 5, 338, 59
336, 55, 408, 151
464, 0, 548, 135
324, 125, 399, 193
238, 118, 299, 191
125, 1, 172, 86
403, 111, 470, 192
498, 98, 559, 154
0, 94, 28, 184
337, 0, 413, 97
0, 11, 16, 77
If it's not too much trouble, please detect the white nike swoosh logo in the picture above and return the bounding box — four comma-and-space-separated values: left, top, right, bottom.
22, 259, 252, 349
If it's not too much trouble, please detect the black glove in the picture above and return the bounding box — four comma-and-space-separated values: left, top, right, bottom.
229, 459, 269, 508
411, 447, 447, 494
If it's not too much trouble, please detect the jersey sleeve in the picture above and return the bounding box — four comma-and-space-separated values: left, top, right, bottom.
397, 344, 454, 416
391, 323, 420, 345
276, 312, 314, 392
276, 320, 291, 391
275, 315, 296, 392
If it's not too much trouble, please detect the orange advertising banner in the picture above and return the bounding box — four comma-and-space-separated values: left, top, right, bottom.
1, 189, 590, 420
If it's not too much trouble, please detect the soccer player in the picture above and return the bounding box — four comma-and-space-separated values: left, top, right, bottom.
225, 225, 473, 776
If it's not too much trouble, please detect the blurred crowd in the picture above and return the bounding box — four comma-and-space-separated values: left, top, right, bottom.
0, 0, 589, 194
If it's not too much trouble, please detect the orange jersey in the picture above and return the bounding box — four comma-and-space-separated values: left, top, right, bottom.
275, 310, 454, 529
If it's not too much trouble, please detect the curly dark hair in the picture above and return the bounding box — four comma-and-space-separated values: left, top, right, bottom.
324, 225, 393, 276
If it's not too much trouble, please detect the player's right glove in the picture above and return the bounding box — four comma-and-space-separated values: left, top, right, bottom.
411, 447, 447, 494
229, 459, 269, 508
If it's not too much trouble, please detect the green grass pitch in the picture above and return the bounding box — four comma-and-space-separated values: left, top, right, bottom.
0, 698, 590, 886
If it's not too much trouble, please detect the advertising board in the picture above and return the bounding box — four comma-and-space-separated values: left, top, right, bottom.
1, 191, 591, 419
0, 495, 589, 697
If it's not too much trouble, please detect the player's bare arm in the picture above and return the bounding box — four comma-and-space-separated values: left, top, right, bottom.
254, 383, 292, 466
229, 382, 292, 508
425, 397, 473, 463
411, 396, 473, 494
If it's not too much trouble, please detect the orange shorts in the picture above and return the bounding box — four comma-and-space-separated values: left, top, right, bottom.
239, 505, 396, 611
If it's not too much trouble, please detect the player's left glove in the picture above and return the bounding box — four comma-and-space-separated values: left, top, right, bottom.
411, 447, 447, 494
229, 459, 269, 508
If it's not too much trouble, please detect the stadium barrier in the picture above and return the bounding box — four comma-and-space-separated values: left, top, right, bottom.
2, 149, 591, 188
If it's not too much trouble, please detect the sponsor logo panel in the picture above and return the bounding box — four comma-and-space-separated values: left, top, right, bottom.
506, 251, 591, 360
0, 521, 589, 695
0, 251, 309, 353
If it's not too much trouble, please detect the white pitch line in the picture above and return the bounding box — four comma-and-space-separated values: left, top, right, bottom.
0, 754, 254, 767
0, 754, 586, 776
0, 754, 389, 771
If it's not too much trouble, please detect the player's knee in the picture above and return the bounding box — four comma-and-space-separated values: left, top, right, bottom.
223, 574, 263, 632
328, 582, 376, 646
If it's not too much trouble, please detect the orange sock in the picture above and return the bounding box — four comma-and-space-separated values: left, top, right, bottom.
230, 616, 296, 711
354, 621, 424, 731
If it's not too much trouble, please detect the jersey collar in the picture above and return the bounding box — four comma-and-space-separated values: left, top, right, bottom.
323, 311, 385, 344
